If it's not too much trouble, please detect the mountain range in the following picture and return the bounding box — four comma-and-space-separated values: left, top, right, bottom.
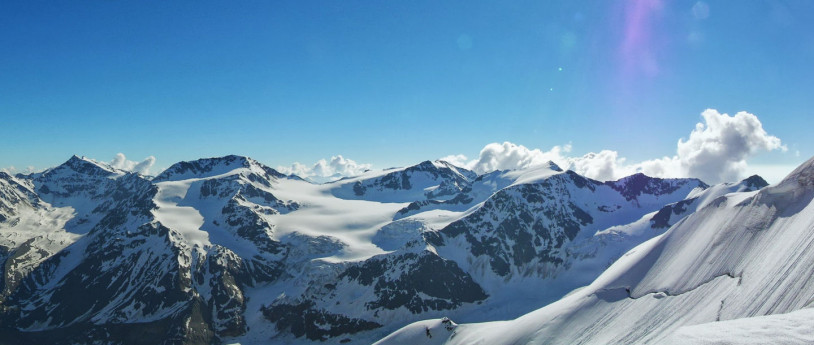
4, 153, 809, 345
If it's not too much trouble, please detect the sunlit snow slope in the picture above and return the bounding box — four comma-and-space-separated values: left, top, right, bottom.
376, 156, 814, 345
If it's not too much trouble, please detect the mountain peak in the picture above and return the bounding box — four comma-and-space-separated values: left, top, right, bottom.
415, 160, 438, 169
153, 155, 285, 182
545, 160, 563, 172
608, 173, 707, 201
741, 174, 769, 189
57, 155, 117, 176
402, 160, 472, 178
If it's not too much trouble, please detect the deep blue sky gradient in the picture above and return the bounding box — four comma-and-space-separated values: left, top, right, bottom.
1, 1, 812, 172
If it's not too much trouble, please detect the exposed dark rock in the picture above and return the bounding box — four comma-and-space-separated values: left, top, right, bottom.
606, 173, 707, 201
344, 160, 475, 201
154, 155, 287, 182
263, 300, 381, 341
439, 175, 595, 277
742, 175, 769, 190
651, 198, 697, 229
339, 251, 487, 314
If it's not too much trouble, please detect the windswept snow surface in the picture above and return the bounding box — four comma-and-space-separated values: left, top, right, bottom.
378, 157, 814, 345
665, 308, 814, 345
153, 180, 209, 247
270, 178, 406, 262
373, 318, 458, 345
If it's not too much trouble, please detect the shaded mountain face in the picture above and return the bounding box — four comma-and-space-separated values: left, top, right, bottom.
605, 172, 709, 201
649, 175, 768, 229
0, 154, 776, 344
394, 161, 565, 219
0, 156, 300, 344
0, 172, 38, 224
430, 171, 706, 280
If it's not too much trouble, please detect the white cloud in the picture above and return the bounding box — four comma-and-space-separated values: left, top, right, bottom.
454, 142, 632, 181
110, 153, 156, 175
638, 109, 786, 183
281, 162, 311, 178
278, 155, 372, 183
570, 150, 633, 182
448, 109, 786, 184
1, 166, 40, 175
439, 154, 469, 168
466, 142, 573, 173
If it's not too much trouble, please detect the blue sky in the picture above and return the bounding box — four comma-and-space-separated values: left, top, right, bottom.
1, 1, 812, 182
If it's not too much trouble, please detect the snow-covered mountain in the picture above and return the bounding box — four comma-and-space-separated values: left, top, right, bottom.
376, 158, 814, 345
330, 160, 477, 203
0, 154, 779, 344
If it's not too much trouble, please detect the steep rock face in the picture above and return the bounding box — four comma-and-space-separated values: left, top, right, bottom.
265, 248, 487, 342
332, 160, 476, 203
437, 173, 595, 278
606, 173, 708, 202
34, 155, 123, 199
337, 250, 487, 313
0, 168, 206, 344
0, 156, 302, 344
262, 300, 382, 342
32, 156, 132, 234
432, 171, 706, 281
150, 156, 300, 338
0, 157, 146, 307
395, 162, 564, 219
191, 173, 297, 259
0, 172, 39, 224
200, 247, 252, 337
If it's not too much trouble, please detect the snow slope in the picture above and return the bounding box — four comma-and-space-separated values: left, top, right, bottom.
376, 156, 814, 345
270, 177, 405, 262
153, 180, 209, 247
665, 308, 814, 345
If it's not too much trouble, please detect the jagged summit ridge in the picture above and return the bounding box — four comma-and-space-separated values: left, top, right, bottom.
57, 155, 121, 177
330, 159, 477, 202
606, 172, 708, 201
153, 155, 287, 182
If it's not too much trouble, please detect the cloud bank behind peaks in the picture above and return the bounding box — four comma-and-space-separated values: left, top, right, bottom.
110, 153, 156, 175
278, 155, 372, 183
457, 142, 628, 181
686, 109, 786, 178
469, 142, 573, 173
640, 109, 786, 183
451, 109, 785, 184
